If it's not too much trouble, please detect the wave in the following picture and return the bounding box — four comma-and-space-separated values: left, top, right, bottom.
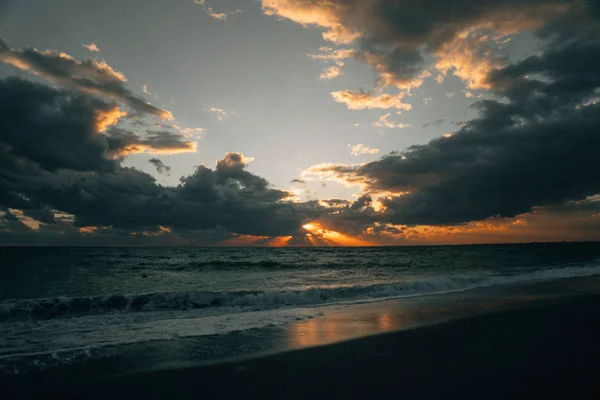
2, 263, 599, 321
183, 259, 292, 269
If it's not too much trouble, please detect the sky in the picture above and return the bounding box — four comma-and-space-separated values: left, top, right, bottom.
0, 0, 599, 246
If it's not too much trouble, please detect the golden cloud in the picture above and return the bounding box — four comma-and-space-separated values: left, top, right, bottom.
331, 91, 412, 110
320, 65, 342, 80
262, 0, 361, 44
94, 106, 128, 134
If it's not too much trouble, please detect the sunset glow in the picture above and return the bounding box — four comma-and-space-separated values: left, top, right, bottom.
302, 221, 376, 247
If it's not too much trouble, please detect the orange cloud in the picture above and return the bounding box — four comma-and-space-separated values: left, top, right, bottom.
373, 113, 411, 129
331, 91, 412, 110
348, 144, 379, 156
79, 226, 98, 234
205, 107, 228, 121
434, 33, 503, 90
82, 42, 100, 53
320, 65, 342, 80
94, 106, 128, 133
360, 52, 431, 91
261, 0, 574, 95
262, 0, 361, 44
195, 0, 241, 21
111, 141, 198, 157
309, 47, 355, 62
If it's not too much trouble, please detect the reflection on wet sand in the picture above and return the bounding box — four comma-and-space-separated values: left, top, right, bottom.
287, 291, 560, 349
288, 310, 406, 348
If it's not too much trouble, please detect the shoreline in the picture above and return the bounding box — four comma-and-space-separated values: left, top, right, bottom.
5, 292, 600, 399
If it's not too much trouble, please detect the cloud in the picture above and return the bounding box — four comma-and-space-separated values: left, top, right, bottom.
308, 47, 355, 80
422, 119, 445, 128
22, 207, 56, 225
205, 107, 228, 121
262, 0, 361, 44
331, 91, 412, 110
308, 47, 355, 63
373, 113, 411, 129
0, 78, 193, 174
82, 42, 100, 53
149, 158, 171, 175
349, 144, 380, 156
0, 78, 121, 172
434, 32, 507, 90
320, 66, 342, 80
0, 39, 173, 120
195, 0, 241, 21
262, 0, 577, 97
106, 129, 197, 157
95, 106, 128, 133
4, 3, 600, 244
0, 77, 320, 238
142, 84, 160, 99
301, 17, 600, 226
358, 49, 431, 90
301, 162, 370, 188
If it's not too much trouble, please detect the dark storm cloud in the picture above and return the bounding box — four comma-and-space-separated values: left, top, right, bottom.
319, 199, 351, 207
0, 78, 118, 172
22, 208, 56, 225
148, 158, 171, 175
0, 77, 320, 236
318, 194, 379, 235
310, 18, 600, 226
0, 78, 192, 172
1, 208, 18, 222
0, 39, 173, 119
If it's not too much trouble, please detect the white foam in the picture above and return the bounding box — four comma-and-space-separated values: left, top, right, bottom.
1, 263, 599, 321
0, 306, 321, 361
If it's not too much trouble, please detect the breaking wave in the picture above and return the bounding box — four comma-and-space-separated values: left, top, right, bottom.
2, 263, 599, 321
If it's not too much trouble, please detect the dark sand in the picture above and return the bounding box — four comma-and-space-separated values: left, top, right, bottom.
4, 294, 600, 399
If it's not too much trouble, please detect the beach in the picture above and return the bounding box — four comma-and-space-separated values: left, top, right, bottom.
2, 0, 600, 397
3, 288, 600, 399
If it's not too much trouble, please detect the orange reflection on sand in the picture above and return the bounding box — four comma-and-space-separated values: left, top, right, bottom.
377, 313, 394, 331
290, 319, 319, 347
288, 311, 404, 348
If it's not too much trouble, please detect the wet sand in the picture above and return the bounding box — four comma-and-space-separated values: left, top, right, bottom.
6, 293, 600, 399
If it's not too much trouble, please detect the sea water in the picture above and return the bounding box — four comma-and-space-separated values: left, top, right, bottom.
1, 243, 599, 375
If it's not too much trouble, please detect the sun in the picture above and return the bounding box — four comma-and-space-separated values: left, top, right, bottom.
303, 223, 317, 231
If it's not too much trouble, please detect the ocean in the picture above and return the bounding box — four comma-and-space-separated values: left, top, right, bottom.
1, 243, 600, 377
